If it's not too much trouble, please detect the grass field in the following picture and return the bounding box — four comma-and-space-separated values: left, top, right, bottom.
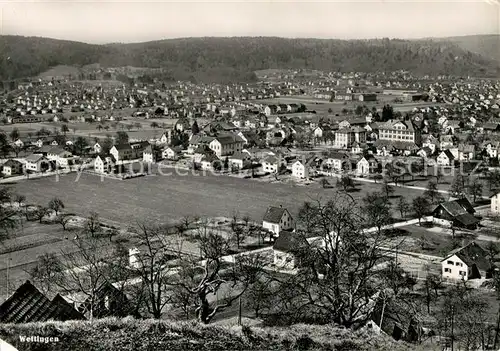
250, 95, 444, 115
9, 170, 427, 227
0, 220, 84, 298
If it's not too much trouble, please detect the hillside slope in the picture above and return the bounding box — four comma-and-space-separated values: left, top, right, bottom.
0, 318, 434, 351
437, 35, 500, 63
0, 35, 499, 83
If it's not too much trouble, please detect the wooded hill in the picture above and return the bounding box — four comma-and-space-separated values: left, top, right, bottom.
0, 35, 499, 83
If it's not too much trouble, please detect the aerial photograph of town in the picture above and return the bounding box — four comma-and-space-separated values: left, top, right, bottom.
0, 1, 499, 350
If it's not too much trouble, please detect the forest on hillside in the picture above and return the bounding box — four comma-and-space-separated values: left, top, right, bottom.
0, 36, 499, 83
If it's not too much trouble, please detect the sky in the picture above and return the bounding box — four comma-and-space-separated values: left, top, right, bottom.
0, 0, 498, 44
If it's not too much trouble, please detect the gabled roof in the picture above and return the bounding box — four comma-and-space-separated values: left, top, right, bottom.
113, 144, 133, 151
263, 206, 288, 224
444, 242, 490, 271
440, 149, 455, 160
273, 230, 307, 253
0, 281, 83, 323
25, 154, 45, 163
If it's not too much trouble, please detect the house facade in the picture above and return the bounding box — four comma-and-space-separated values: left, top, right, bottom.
262, 206, 294, 237
491, 192, 500, 214
441, 242, 491, 281
291, 160, 309, 179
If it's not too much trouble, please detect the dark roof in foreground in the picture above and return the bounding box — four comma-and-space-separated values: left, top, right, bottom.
273, 230, 308, 253
0, 280, 84, 323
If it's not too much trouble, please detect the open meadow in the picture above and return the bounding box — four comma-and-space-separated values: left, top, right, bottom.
251, 95, 444, 114
8, 170, 427, 226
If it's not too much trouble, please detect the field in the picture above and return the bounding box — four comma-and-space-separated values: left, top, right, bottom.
0, 116, 194, 142
250, 95, 444, 115
8, 170, 426, 226
0, 220, 86, 298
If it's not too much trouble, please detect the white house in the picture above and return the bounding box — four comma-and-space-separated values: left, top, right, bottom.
25, 154, 50, 173
228, 152, 250, 170
162, 146, 181, 160
262, 206, 294, 237
2, 159, 24, 176
208, 134, 244, 157
93, 142, 102, 154
441, 242, 491, 281
94, 155, 113, 174
436, 150, 455, 166
291, 160, 309, 179
261, 155, 283, 174
356, 157, 370, 177
491, 192, 500, 214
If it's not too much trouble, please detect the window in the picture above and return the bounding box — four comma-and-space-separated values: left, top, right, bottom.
455, 262, 462, 267
444, 268, 451, 273
447, 260, 454, 265
459, 271, 466, 276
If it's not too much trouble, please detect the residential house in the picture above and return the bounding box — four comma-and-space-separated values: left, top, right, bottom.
162, 146, 182, 160
2, 159, 24, 176
273, 231, 308, 270
228, 152, 250, 170
200, 153, 219, 170
416, 147, 433, 158
457, 144, 475, 161
25, 154, 50, 173
324, 152, 350, 172
261, 155, 283, 174
439, 135, 454, 150
159, 130, 172, 145
75, 281, 137, 319
110, 144, 138, 162
142, 145, 160, 163
441, 242, 492, 281
262, 205, 294, 237
46, 147, 78, 168
291, 159, 310, 179
436, 150, 455, 167
490, 191, 500, 214
93, 142, 102, 154
0, 280, 85, 323
356, 155, 379, 177
94, 155, 113, 174
421, 135, 438, 154
432, 198, 479, 229
334, 127, 366, 149
208, 134, 244, 157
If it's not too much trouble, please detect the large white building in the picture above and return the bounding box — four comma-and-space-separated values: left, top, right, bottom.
208, 134, 245, 157
378, 120, 417, 143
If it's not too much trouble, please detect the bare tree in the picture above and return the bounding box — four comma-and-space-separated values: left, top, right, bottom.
230, 211, 246, 250
424, 180, 443, 205
85, 211, 102, 237
396, 197, 410, 220
362, 192, 392, 235
28, 253, 63, 295
173, 231, 264, 324
51, 233, 118, 319
412, 196, 431, 225
33, 206, 50, 223
56, 214, 73, 231
129, 223, 178, 319
48, 197, 65, 216
273, 193, 390, 327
